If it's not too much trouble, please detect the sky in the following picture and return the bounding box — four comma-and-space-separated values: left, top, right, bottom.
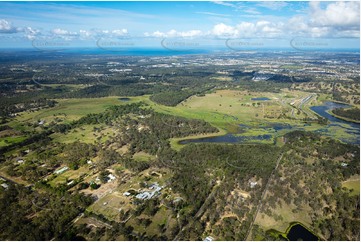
0, 1, 359, 50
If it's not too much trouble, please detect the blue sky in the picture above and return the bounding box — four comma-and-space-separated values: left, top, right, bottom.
0, 1, 359, 50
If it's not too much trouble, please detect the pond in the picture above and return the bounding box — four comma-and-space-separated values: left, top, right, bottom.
251, 97, 271, 101
286, 224, 319, 241
119, 97, 130, 102
178, 122, 295, 145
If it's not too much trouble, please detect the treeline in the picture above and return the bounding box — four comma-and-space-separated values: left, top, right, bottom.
0, 131, 52, 155
150, 90, 193, 106
75, 102, 147, 126
150, 83, 215, 107
332, 107, 360, 121
0, 94, 57, 117
235, 80, 291, 93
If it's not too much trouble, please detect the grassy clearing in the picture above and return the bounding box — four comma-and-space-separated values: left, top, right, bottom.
132, 152, 155, 161
0, 135, 27, 147
342, 176, 360, 196
210, 76, 233, 81
87, 191, 130, 222
0, 169, 30, 185
146, 206, 173, 236
254, 199, 312, 233
51, 124, 115, 144
48, 166, 89, 187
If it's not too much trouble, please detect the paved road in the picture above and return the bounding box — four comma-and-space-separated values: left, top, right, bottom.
298, 94, 317, 119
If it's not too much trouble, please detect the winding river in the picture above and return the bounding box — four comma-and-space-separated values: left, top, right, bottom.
179, 101, 360, 145
310, 101, 359, 145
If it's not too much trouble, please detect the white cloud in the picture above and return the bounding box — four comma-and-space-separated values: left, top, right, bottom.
211, 23, 238, 37
52, 28, 78, 36
144, 29, 202, 38
112, 29, 128, 36
257, 2, 288, 10
212, 1, 238, 9
24, 27, 40, 40
212, 1, 260, 15
79, 29, 91, 38
0, 19, 21, 33
210, 21, 283, 38
196, 11, 231, 17
243, 8, 261, 15
309, 1, 360, 27
284, 1, 360, 38
49, 28, 130, 40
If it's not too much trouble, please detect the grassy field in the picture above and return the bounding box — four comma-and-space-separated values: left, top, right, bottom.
144, 89, 317, 128
253, 199, 312, 236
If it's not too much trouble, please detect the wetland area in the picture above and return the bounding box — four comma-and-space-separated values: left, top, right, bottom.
178, 101, 360, 146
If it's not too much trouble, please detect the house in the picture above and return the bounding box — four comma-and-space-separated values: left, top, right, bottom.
149, 182, 161, 190
173, 197, 184, 203
123, 192, 131, 196
341, 162, 348, 167
204, 236, 214, 241
54, 166, 69, 175
136, 192, 152, 200
135, 183, 163, 200
17, 159, 25, 164
1, 183, 9, 190
107, 174, 116, 182
249, 181, 258, 188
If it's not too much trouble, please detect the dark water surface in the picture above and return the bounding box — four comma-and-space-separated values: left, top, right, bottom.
286, 224, 318, 241
251, 97, 271, 101
178, 134, 272, 144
